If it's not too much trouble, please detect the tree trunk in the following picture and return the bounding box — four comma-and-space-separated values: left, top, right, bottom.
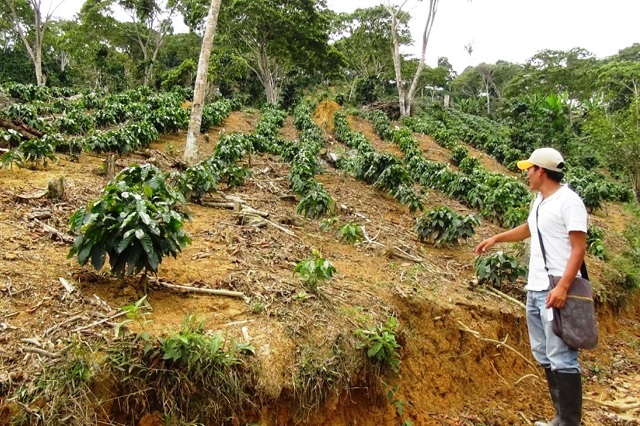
388, 7, 406, 117
386, 0, 439, 118
5, 0, 46, 86
183, 0, 223, 165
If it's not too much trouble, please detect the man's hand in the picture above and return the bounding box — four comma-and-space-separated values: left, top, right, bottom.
546, 285, 568, 308
475, 236, 497, 255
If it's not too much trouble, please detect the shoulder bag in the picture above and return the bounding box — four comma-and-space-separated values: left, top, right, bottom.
535, 204, 598, 350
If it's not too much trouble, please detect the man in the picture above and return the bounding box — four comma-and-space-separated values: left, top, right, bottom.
475, 147, 587, 426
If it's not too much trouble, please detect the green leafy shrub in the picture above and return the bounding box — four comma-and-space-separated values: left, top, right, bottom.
0, 128, 22, 148
18, 138, 56, 167
458, 156, 481, 174
474, 251, 527, 289
1, 149, 24, 169
296, 183, 334, 219
587, 225, 606, 260
415, 206, 480, 247
338, 222, 363, 245
393, 184, 425, 213
68, 164, 191, 279
293, 249, 337, 292
356, 316, 401, 373
450, 144, 469, 166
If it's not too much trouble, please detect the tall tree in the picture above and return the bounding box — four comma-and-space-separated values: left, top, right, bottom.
118, 0, 177, 85
2, 0, 63, 85
384, 0, 439, 117
183, 0, 222, 164
331, 6, 408, 101
219, 0, 333, 104
506, 48, 597, 101
584, 61, 640, 200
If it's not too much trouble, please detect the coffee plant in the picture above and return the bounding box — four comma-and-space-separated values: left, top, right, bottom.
293, 249, 336, 292
415, 206, 480, 247
296, 183, 334, 219
1, 150, 24, 169
18, 138, 56, 167
0, 128, 22, 148
474, 251, 527, 289
587, 225, 606, 260
68, 164, 191, 280
356, 316, 401, 373
338, 222, 364, 245
450, 144, 469, 166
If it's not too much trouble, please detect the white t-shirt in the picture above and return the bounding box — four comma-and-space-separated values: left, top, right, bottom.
525, 185, 588, 291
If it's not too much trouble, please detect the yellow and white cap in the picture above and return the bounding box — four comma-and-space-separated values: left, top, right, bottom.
516, 147, 565, 172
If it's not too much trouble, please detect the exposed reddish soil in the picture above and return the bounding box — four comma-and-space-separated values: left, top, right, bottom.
0, 106, 638, 425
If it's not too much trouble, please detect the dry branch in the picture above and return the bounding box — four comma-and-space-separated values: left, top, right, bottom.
457, 320, 540, 377
72, 311, 128, 333
583, 398, 640, 412
20, 346, 61, 358
483, 286, 526, 310
157, 281, 245, 298
33, 219, 75, 243
389, 246, 425, 263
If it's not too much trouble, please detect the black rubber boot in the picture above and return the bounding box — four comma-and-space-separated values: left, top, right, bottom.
534, 367, 560, 426
555, 371, 582, 426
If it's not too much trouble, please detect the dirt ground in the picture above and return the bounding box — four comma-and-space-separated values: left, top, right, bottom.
0, 106, 639, 425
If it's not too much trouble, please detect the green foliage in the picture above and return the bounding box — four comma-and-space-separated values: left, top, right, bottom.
474, 251, 528, 289
320, 217, 338, 232
200, 99, 233, 132
393, 184, 424, 213
0, 128, 23, 148
415, 206, 480, 247
18, 138, 56, 167
293, 249, 337, 292
458, 157, 480, 175
450, 144, 469, 166
158, 315, 254, 367
296, 183, 334, 219
338, 222, 363, 245
587, 225, 606, 260
356, 316, 401, 373
160, 59, 196, 91
1, 150, 25, 169
115, 295, 153, 338
68, 164, 191, 279
106, 314, 253, 425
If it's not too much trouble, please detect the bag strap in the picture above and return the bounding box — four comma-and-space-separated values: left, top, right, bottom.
535, 201, 589, 281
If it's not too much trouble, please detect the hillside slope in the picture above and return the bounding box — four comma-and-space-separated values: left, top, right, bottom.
0, 107, 638, 425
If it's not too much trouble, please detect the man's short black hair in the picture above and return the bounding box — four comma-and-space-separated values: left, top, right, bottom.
532, 165, 564, 182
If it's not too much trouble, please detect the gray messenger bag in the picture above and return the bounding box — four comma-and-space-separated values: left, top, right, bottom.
547, 274, 598, 349
536, 205, 598, 350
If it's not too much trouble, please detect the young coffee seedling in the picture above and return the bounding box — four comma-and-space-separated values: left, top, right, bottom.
356, 316, 401, 372
293, 249, 337, 292
474, 251, 527, 289
68, 164, 191, 284
415, 206, 480, 247
338, 222, 364, 245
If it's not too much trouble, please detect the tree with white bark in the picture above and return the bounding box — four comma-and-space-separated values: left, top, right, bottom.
384, 0, 439, 117
2, 0, 64, 85
183, 0, 222, 165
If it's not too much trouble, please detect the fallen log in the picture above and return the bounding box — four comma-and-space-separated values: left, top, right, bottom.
0, 118, 45, 140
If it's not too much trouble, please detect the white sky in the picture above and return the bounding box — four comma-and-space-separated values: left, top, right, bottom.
51, 0, 639, 74
326, 0, 640, 73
